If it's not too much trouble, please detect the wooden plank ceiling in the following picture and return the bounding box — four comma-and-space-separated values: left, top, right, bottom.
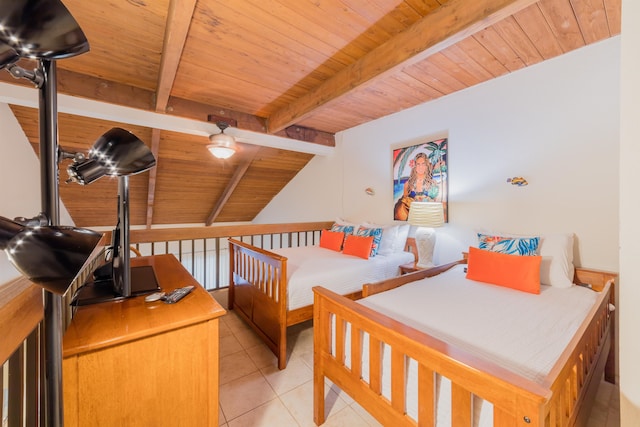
2, 0, 620, 228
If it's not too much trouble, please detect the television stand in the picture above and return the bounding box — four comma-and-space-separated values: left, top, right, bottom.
63, 254, 226, 426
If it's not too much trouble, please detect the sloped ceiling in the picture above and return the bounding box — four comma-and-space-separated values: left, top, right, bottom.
0, 0, 620, 228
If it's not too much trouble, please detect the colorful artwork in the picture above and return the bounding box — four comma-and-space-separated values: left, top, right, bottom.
392, 138, 448, 221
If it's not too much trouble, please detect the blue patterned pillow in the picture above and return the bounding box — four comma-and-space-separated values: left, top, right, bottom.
331, 224, 355, 235
477, 233, 540, 256
331, 223, 356, 249
356, 226, 383, 257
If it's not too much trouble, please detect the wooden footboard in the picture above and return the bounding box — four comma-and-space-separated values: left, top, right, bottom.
313, 273, 615, 426
229, 238, 365, 369
229, 238, 288, 369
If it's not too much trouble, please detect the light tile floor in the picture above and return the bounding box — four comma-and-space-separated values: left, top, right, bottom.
211, 289, 620, 427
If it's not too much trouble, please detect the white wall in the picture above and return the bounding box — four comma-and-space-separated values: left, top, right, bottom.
0, 102, 74, 284
258, 37, 621, 272
0, 102, 42, 283
254, 143, 345, 222
619, 0, 640, 423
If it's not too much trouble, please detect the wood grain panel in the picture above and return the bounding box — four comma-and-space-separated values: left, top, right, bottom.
405, 59, 465, 95
456, 36, 510, 78
572, 0, 612, 44
514, 4, 565, 60
538, 0, 587, 52
603, 0, 622, 35
61, 0, 169, 90
428, 52, 486, 87
474, 26, 527, 72
440, 43, 496, 83
493, 16, 544, 66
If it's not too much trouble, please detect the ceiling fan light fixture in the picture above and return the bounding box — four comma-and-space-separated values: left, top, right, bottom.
207, 121, 237, 159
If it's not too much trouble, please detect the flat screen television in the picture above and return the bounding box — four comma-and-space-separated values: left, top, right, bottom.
71, 175, 160, 306
71, 220, 160, 306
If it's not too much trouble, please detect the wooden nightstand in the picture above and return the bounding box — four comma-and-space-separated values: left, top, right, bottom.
399, 262, 424, 275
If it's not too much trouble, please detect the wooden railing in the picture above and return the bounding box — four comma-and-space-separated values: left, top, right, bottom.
1, 277, 43, 427
125, 221, 333, 291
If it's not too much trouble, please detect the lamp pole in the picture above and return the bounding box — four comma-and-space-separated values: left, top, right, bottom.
38, 58, 65, 427
117, 175, 132, 297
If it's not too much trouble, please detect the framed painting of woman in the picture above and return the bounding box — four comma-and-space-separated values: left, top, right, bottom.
392, 138, 448, 221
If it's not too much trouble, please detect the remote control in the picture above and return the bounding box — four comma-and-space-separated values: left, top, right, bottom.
145, 291, 165, 302
163, 286, 194, 304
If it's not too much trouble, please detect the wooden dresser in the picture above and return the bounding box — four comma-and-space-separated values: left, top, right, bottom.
63, 254, 226, 426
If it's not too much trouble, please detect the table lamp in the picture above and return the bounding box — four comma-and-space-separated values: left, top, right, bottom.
407, 202, 444, 268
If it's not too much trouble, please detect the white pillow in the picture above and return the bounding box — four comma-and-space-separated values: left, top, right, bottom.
473, 231, 575, 288
363, 223, 397, 256
538, 233, 574, 288
394, 224, 411, 253
360, 223, 410, 255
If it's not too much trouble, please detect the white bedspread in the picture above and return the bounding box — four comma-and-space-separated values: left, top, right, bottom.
351, 264, 598, 425
274, 245, 414, 310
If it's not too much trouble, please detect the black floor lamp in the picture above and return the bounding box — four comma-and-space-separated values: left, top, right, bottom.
1, 1, 90, 426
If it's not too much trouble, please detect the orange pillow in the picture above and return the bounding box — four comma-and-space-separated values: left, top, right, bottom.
319, 230, 344, 251
342, 235, 374, 260
466, 246, 541, 294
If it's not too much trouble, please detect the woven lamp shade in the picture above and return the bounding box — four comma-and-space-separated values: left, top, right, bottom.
407, 202, 444, 228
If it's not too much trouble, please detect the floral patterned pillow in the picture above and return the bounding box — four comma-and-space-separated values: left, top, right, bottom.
331, 223, 356, 235
355, 226, 383, 257
331, 222, 356, 249
477, 233, 540, 256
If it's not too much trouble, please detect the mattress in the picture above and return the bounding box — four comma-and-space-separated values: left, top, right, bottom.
273, 245, 414, 310
344, 264, 598, 425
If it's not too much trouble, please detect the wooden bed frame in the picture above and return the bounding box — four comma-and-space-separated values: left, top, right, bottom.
228, 237, 418, 370
313, 260, 617, 426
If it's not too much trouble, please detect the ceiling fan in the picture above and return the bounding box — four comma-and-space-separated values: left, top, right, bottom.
208, 121, 237, 159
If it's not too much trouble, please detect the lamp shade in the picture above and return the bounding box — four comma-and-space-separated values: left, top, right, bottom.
67, 127, 156, 185
0, 0, 89, 60
207, 132, 236, 159
407, 202, 444, 228
0, 216, 102, 294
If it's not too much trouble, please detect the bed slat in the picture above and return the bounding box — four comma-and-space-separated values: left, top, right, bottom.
451, 383, 472, 427
417, 364, 435, 427
369, 337, 382, 395
391, 349, 406, 414
336, 316, 346, 364
351, 325, 362, 379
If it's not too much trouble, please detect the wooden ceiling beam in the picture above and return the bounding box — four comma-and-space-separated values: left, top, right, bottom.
0, 67, 156, 111
145, 128, 162, 228
205, 145, 260, 226
155, 0, 198, 111
1, 62, 336, 150
147, 0, 197, 229
266, 0, 540, 133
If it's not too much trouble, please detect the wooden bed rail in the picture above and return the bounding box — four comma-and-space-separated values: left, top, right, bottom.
362, 259, 465, 297
313, 279, 614, 427
543, 280, 614, 426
